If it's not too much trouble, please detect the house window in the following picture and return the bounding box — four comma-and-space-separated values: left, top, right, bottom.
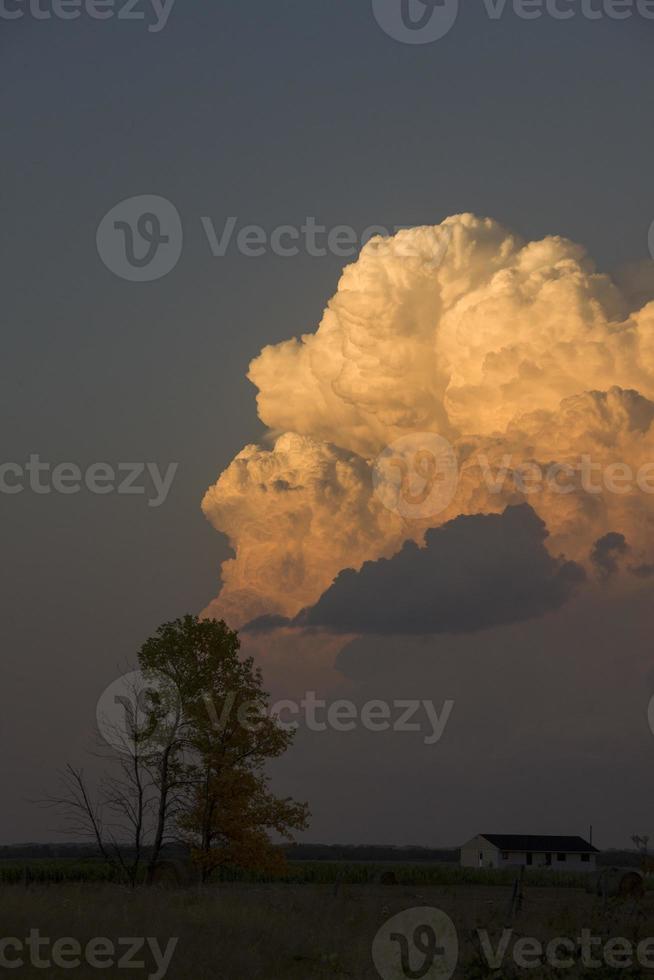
501, 851, 509, 860
526, 852, 533, 866
546, 853, 552, 866
557, 853, 566, 862
581, 853, 590, 862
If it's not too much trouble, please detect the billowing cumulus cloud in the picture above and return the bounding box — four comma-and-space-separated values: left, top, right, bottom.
201, 433, 406, 624
450, 385, 654, 565
202, 214, 654, 627
249, 215, 654, 450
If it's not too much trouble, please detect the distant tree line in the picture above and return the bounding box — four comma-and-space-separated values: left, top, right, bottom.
2, 841, 643, 869
282, 844, 459, 863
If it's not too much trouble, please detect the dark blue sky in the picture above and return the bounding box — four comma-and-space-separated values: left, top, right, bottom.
1, 0, 653, 842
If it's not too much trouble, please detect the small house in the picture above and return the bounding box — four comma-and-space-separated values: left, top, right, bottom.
461, 834, 598, 871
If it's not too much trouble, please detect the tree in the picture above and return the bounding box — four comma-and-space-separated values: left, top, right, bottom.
44, 615, 307, 884
178, 767, 308, 879
138, 615, 309, 880
42, 670, 187, 887
632, 834, 650, 853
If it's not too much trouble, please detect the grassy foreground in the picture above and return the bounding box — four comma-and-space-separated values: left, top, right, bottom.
1, 882, 654, 978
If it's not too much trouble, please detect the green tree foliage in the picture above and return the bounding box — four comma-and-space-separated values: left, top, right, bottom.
138, 615, 309, 880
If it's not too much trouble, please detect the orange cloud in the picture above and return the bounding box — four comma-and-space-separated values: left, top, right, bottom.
202, 215, 654, 627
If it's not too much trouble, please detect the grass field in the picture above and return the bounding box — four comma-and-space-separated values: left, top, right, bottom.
0, 859, 119, 885
0, 857, 611, 888
1, 879, 654, 978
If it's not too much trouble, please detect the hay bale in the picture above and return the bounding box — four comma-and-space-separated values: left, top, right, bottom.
377, 870, 397, 886
147, 859, 191, 887
618, 870, 645, 899
593, 867, 645, 900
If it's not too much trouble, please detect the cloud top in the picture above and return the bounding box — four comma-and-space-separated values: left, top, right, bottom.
202, 215, 654, 627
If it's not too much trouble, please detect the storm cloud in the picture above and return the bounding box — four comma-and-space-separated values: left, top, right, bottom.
590, 532, 629, 580
297, 504, 585, 635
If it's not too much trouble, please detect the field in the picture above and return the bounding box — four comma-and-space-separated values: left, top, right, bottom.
0, 857, 628, 888
2, 873, 654, 978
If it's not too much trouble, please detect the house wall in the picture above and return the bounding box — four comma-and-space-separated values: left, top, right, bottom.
551, 853, 596, 871
460, 836, 500, 868
460, 839, 597, 871
497, 851, 596, 871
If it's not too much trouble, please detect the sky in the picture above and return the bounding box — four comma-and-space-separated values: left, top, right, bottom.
2, 0, 654, 848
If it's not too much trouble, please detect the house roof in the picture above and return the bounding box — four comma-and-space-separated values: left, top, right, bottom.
480, 834, 599, 853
